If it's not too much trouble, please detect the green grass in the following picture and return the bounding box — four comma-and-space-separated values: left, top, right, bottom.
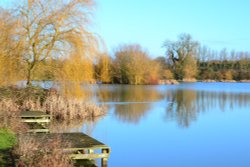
0, 128, 16, 150
0, 128, 16, 166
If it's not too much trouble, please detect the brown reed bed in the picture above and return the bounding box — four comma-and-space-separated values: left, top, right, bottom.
0, 86, 106, 121
14, 134, 73, 167
43, 95, 105, 120
0, 99, 28, 134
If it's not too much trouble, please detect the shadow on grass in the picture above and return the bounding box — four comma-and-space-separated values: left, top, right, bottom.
0, 149, 15, 167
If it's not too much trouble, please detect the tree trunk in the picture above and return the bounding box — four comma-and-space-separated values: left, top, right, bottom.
26, 68, 32, 86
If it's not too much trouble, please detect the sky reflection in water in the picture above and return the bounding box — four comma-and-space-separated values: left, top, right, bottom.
67, 83, 250, 167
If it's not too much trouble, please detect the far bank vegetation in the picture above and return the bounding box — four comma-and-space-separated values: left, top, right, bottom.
95, 34, 250, 84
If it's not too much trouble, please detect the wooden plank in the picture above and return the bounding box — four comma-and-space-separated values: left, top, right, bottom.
28, 129, 50, 133
69, 153, 110, 160
63, 146, 110, 151
30, 133, 106, 148
21, 119, 50, 123
25, 122, 48, 129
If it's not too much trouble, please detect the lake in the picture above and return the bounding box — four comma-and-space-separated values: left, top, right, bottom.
61, 82, 250, 167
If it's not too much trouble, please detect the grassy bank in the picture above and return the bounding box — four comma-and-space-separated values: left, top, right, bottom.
0, 129, 16, 150
0, 128, 16, 167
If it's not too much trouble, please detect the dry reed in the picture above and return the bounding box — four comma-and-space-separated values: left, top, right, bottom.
14, 134, 73, 167
0, 99, 28, 134
0, 94, 105, 121
43, 95, 105, 120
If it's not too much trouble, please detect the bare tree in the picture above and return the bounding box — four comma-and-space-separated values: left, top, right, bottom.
14, 0, 98, 85
163, 34, 199, 80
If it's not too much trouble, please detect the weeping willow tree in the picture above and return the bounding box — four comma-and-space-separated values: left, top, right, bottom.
13, 0, 99, 86
0, 9, 23, 86
96, 53, 112, 83
58, 53, 95, 98
0, 0, 100, 98
0, 0, 101, 98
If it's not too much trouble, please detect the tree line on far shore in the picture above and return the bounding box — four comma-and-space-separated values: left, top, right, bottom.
95, 34, 250, 84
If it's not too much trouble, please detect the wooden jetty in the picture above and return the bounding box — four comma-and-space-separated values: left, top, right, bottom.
20, 110, 51, 123
20, 111, 110, 167
20, 110, 51, 133
30, 133, 110, 167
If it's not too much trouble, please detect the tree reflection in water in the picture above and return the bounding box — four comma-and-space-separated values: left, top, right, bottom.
96, 85, 163, 102
165, 89, 250, 128
49, 116, 103, 135
113, 86, 163, 124
53, 84, 250, 129
96, 85, 163, 124
114, 103, 151, 124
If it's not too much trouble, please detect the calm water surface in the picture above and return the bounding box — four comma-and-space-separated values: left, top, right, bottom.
76, 83, 250, 167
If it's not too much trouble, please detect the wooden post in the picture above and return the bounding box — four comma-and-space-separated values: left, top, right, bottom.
101, 149, 108, 167
89, 149, 94, 154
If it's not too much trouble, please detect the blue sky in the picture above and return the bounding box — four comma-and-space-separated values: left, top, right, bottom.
95, 0, 250, 57
1, 0, 250, 57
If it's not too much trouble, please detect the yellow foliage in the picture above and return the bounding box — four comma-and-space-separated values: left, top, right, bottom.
163, 69, 174, 79
183, 56, 197, 80
57, 54, 94, 98
60, 54, 94, 82
114, 44, 161, 84
97, 54, 112, 83
146, 61, 161, 83
0, 10, 23, 86
0, 56, 21, 86
224, 71, 233, 80
15, 0, 99, 85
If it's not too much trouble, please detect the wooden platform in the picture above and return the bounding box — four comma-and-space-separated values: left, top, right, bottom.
20, 110, 51, 123
29, 133, 110, 167
20, 111, 50, 133
20, 111, 110, 166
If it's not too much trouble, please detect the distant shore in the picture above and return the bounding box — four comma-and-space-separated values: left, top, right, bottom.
198, 79, 250, 83
158, 79, 250, 85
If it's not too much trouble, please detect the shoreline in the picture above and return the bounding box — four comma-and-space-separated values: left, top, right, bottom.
13, 80, 250, 89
